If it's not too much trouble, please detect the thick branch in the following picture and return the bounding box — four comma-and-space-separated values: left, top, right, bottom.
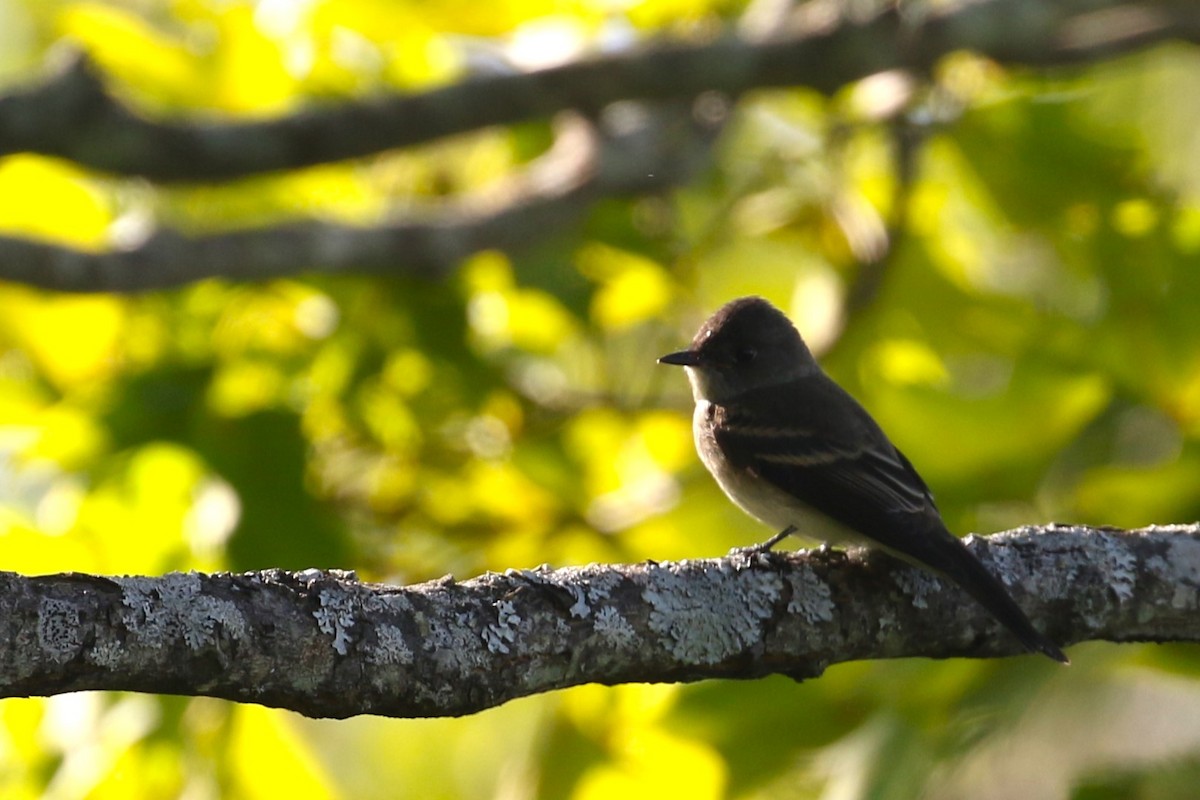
3, 524, 1196, 719
0, 0, 1196, 181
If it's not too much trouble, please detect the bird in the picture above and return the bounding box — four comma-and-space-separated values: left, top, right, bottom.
658, 296, 1067, 663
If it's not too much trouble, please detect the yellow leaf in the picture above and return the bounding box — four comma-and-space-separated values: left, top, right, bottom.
58, 4, 200, 108
229, 707, 339, 800
0, 156, 110, 247
0, 288, 126, 389
211, 4, 296, 114
866, 339, 951, 388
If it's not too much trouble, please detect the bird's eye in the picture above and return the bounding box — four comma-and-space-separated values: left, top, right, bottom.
736, 347, 757, 365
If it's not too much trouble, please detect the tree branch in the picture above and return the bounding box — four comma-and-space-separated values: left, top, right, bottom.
0, 101, 725, 292
0, 1, 1195, 292
1, 1, 1197, 182
3, 524, 1196, 719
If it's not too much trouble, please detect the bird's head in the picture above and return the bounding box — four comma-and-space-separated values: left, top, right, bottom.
659, 296, 817, 403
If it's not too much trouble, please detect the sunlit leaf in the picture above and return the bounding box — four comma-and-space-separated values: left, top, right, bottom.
57, 3, 200, 108
229, 707, 338, 799
0, 156, 110, 248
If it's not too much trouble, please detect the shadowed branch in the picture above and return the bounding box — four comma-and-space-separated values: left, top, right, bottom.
0, 0, 1196, 292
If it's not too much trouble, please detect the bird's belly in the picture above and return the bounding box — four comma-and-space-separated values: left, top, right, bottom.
714, 460, 865, 547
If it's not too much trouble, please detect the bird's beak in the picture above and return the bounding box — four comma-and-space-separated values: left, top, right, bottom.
658, 349, 702, 367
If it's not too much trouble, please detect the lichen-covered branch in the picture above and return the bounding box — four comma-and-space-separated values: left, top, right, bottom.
3, 524, 1197, 719
1, 1, 1196, 182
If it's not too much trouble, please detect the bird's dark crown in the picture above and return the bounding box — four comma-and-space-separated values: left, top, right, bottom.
655, 296, 818, 402
690, 296, 812, 369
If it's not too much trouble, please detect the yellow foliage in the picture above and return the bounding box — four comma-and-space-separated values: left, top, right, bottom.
481, 390, 524, 436
562, 682, 678, 735
27, 404, 108, 469
635, 411, 692, 473
694, 237, 818, 317
208, 359, 288, 417
295, 695, 549, 799
94, 738, 186, 798
0, 156, 110, 248
76, 444, 218, 573
381, 28, 461, 89
570, 685, 727, 800
571, 730, 726, 800
0, 288, 125, 390
626, 0, 727, 29
1170, 205, 1200, 253
418, 470, 474, 526
865, 339, 951, 388
171, 165, 382, 232
363, 456, 418, 511
305, 342, 358, 400
564, 408, 628, 496
1111, 197, 1158, 238
57, 3, 200, 108
382, 348, 433, 397
1075, 457, 1200, 527
229, 707, 339, 800
357, 382, 422, 454
0, 517, 98, 575
506, 291, 579, 352
1176, 360, 1200, 436
210, 284, 339, 358
462, 250, 515, 294
466, 459, 557, 526
578, 244, 673, 331
210, 4, 297, 114
467, 259, 580, 353
22, 694, 164, 799
0, 697, 45, 766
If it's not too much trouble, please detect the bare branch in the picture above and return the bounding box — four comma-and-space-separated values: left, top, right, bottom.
0, 1, 1196, 182
3, 524, 1196, 719
0, 1, 1196, 292
0, 101, 725, 292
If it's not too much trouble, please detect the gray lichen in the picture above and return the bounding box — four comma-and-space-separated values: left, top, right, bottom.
37, 598, 82, 663
891, 568, 943, 611
1098, 533, 1139, 603
313, 588, 357, 656
427, 609, 487, 673
367, 624, 414, 665
643, 561, 782, 664
786, 564, 835, 623
484, 599, 522, 654
117, 572, 248, 652
593, 605, 637, 647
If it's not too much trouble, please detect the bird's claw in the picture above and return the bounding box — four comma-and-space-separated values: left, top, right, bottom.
727, 525, 798, 563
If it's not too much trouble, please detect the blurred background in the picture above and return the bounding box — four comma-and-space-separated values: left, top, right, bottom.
1, 0, 1200, 797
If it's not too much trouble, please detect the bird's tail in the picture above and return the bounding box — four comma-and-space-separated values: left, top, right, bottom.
931, 535, 1068, 664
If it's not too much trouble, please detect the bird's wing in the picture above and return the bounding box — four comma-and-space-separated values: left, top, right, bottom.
712, 389, 939, 552
751, 437, 931, 514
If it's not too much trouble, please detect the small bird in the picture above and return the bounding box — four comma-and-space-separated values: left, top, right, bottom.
659, 296, 1067, 663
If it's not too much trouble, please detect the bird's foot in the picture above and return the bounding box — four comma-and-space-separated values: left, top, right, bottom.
727, 526, 797, 559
